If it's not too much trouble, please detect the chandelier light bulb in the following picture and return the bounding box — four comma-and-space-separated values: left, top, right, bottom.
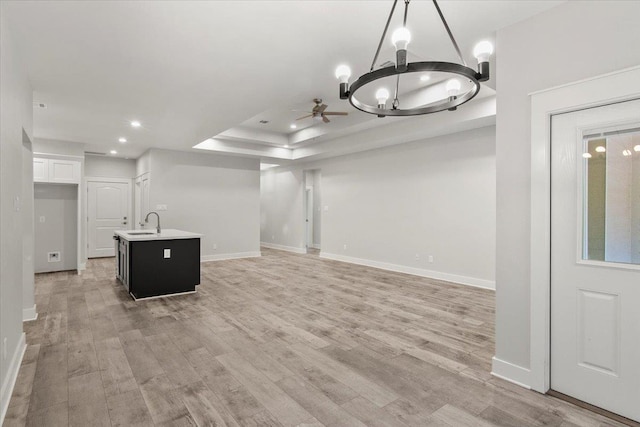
391, 27, 411, 50
634, 144, 640, 152
446, 79, 462, 96
392, 27, 411, 72
375, 88, 390, 106
473, 41, 494, 63
335, 65, 352, 83
595, 146, 606, 153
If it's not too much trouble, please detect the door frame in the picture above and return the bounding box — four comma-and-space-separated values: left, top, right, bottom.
529, 65, 640, 393
85, 176, 133, 257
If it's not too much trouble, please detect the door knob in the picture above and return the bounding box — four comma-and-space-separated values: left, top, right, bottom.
122, 221, 127, 225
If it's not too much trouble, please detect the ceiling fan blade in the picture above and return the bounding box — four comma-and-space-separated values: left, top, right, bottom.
317, 104, 328, 113
296, 114, 312, 120
323, 115, 330, 123
323, 112, 348, 116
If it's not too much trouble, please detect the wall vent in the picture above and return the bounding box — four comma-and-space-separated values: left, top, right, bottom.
85, 151, 107, 156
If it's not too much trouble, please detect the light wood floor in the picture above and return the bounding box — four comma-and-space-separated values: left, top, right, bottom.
4, 248, 625, 426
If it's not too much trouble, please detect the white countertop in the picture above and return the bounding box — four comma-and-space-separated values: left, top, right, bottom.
115, 229, 203, 241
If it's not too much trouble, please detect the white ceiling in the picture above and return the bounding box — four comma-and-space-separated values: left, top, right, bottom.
3, 1, 563, 160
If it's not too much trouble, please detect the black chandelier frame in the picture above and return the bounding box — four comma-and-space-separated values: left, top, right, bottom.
338, 0, 490, 117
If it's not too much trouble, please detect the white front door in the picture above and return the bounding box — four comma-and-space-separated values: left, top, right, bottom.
551, 99, 640, 422
88, 180, 130, 258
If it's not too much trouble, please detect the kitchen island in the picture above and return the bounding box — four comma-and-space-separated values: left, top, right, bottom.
114, 229, 202, 300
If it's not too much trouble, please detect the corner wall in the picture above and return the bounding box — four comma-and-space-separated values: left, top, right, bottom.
142, 149, 261, 260
494, 0, 640, 381
261, 125, 496, 288
0, 8, 33, 421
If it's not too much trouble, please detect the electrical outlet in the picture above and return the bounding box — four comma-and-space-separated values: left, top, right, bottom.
48, 252, 61, 263
164, 249, 171, 259
156, 204, 168, 211
212, 243, 217, 250
415, 253, 420, 260
343, 244, 347, 250
428, 255, 434, 263
39, 216, 45, 223
3, 337, 7, 360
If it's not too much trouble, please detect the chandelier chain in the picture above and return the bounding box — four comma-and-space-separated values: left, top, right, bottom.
393, 0, 410, 108
370, 0, 399, 72
431, 0, 466, 66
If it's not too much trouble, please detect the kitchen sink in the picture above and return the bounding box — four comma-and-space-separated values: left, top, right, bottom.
126, 231, 156, 235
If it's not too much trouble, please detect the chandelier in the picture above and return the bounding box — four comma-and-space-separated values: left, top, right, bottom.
335, 0, 493, 117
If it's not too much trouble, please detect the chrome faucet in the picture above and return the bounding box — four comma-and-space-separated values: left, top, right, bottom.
144, 211, 161, 234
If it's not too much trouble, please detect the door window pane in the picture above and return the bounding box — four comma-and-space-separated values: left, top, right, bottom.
583, 128, 640, 265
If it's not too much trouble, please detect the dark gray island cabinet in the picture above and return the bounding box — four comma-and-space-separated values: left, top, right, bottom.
114, 229, 202, 300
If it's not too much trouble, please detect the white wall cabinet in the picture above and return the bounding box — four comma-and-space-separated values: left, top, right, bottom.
33, 157, 80, 184
33, 157, 49, 182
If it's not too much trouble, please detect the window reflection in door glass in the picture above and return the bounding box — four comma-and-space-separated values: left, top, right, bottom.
583, 128, 640, 265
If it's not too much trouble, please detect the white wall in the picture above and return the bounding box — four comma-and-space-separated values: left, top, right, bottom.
85, 155, 136, 179
261, 169, 305, 251
0, 7, 33, 420
21, 137, 35, 319
141, 149, 261, 259
495, 1, 640, 375
262, 126, 496, 288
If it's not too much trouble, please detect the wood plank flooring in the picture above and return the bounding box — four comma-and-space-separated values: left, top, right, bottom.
4, 248, 625, 426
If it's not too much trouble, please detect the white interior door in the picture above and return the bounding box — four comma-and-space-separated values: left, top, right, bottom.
88, 180, 130, 258
551, 99, 640, 422
305, 187, 313, 248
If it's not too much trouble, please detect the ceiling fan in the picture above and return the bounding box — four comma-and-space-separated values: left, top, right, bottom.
296, 98, 348, 123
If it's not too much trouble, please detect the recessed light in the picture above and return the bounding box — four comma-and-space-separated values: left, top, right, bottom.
622, 149, 632, 157
110, 150, 117, 155
130, 120, 141, 128
284, 145, 289, 148
420, 74, 430, 82
634, 145, 640, 152
582, 152, 592, 159
595, 146, 606, 153
118, 137, 127, 143
290, 124, 297, 129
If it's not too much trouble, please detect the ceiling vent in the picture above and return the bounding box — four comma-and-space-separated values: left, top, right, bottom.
85, 151, 106, 156
33, 102, 47, 109
259, 120, 269, 124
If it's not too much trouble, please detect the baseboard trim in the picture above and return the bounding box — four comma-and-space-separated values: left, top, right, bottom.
260, 243, 307, 254
491, 356, 531, 389
22, 305, 37, 322
319, 252, 495, 290
0, 333, 26, 425
201, 251, 262, 262
311, 244, 321, 250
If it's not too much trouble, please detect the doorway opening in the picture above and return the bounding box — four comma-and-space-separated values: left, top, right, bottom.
303, 169, 321, 253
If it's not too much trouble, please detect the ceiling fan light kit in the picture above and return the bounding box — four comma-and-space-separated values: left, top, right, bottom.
335, 0, 493, 117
